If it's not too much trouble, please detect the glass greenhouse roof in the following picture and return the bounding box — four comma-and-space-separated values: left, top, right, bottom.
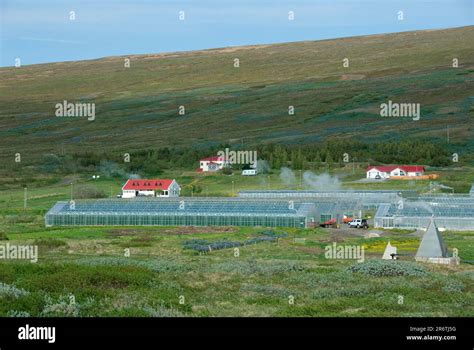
46, 198, 316, 218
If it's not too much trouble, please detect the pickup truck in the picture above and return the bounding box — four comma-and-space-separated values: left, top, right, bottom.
348, 219, 369, 229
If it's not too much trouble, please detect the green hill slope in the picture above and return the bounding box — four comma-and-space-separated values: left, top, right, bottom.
0, 26, 473, 161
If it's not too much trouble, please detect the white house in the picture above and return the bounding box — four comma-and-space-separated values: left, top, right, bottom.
198, 156, 229, 172
121, 179, 180, 198
366, 165, 425, 179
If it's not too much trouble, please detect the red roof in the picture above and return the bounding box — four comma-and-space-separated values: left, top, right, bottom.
367, 165, 425, 173
122, 179, 174, 191
200, 156, 226, 162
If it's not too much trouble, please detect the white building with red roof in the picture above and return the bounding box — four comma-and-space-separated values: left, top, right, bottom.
121, 179, 180, 198
198, 156, 229, 172
366, 165, 425, 179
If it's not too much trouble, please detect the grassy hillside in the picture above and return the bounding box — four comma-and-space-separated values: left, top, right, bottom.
0, 26, 473, 161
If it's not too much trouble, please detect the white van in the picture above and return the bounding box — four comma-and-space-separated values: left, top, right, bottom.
242, 169, 258, 176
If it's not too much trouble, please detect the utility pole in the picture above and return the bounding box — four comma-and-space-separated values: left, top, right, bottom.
447, 125, 450, 143
70, 182, 73, 201
23, 187, 27, 210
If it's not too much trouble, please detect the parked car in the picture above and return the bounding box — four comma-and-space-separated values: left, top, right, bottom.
348, 219, 369, 229
242, 169, 258, 176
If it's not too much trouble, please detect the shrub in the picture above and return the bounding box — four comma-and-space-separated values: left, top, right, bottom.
260, 230, 288, 238
74, 257, 189, 273
33, 238, 67, 249
182, 230, 287, 253
41, 294, 80, 317
347, 260, 428, 277
73, 184, 106, 199
0, 232, 8, 240
209, 259, 306, 275
143, 303, 186, 317
0, 282, 30, 298
7, 310, 31, 317
221, 167, 233, 175
442, 280, 464, 293
5, 215, 37, 224
240, 284, 294, 298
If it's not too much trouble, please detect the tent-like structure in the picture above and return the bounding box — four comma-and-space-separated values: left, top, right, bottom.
382, 241, 397, 260
415, 219, 448, 262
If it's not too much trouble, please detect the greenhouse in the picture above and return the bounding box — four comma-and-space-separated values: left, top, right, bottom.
374, 195, 474, 231
45, 198, 319, 228
238, 190, 415, 209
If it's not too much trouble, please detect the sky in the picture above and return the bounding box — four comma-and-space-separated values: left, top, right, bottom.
0, 0, 473, 67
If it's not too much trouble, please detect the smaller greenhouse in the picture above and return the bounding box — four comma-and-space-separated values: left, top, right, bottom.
374, 195, 474, 231
45, 198, 318, 228
238, 190, 415, 209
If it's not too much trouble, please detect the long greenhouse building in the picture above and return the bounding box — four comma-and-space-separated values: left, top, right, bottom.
45, 198, 317, 228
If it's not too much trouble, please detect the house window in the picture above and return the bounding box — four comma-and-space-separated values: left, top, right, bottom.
164, 191, 168, 195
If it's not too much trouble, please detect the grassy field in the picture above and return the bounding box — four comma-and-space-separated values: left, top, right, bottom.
0, 223, 472, 317
0, 26, 473, 160
0, 168, 473, 317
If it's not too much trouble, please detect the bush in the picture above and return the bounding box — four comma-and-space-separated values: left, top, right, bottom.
182, 230, 288, 253
0, 232, 8, 240
143, 303, 186, 317
0, 282, 30, 298
73, 185, 106, 199
240, 284, 294, 298
442, 280, 464, 293
33, 238, 67, 249
347, 260, 428, 277
41, 294, 80, 317
5, 215, 37, 224
7, 310, 31, 317
74, 257, 189, 273
221, 167, 233, 175
209, 259, 306, 275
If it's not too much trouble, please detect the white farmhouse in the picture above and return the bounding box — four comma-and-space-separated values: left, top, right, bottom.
198, 156, 229, 172
121, 179, 180, 198
366, 165, 425, 179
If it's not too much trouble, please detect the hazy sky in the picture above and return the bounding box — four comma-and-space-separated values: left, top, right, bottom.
1, 0, 472, 67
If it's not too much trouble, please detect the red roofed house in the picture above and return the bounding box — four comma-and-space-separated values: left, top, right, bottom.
121, 179, 180, 198
198, 156, 229, 172
366, 165, 425, 179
